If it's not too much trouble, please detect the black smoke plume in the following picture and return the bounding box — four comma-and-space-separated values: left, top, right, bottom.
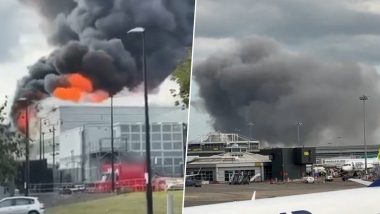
12, 0, 194, 127
195, 36, 380, 146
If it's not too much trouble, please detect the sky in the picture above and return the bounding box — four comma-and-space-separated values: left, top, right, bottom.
0, 0, 182, 119
188, 0, 380, 141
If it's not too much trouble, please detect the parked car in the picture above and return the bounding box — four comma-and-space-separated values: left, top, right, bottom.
325, 175, 334, 182
303, 176, 315, 184
185, 179, 202, 187
0, 196, 44, 214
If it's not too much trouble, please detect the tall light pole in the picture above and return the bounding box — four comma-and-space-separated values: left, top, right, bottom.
127, 27, 153, 214
42, 132, 45, 159
247, 122, 255, 139
18, 97, 30, 196
296, 122, 303, 147
359, 95, 368, 174
39, 118, 42, 160
110, 95, 115, 192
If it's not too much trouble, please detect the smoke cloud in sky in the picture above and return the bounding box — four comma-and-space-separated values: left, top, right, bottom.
11, 0, 194, 130
195, 36, 380, 146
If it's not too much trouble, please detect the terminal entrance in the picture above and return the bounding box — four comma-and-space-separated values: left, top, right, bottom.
224, 170, 255, 183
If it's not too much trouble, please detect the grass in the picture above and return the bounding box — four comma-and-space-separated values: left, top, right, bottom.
47, 191, 184, 214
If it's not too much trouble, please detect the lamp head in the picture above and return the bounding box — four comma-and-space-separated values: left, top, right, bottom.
127, 27, 145, 34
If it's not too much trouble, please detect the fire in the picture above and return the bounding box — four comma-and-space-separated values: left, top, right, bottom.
17, 110, 27, 133
53, 73, 109, 103
15, 107, 36, 135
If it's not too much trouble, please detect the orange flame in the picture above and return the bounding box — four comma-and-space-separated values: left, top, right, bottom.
16, 107, 36, 135
53, 73, 109, 103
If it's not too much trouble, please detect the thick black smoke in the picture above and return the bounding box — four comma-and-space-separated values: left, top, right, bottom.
12, 0, 194, 123
195, 36, 380, 146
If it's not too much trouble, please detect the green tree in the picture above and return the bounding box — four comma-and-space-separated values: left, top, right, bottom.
171, 48, 192, 109
0, 98, 23, 188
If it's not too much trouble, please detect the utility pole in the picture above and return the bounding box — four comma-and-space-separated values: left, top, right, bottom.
247, 122, 254, 139
296, 122, 303, 147
42, 132, 45, 159
39, 118, 42, 160
359, 95, 368, 174
51, 125, 56, 169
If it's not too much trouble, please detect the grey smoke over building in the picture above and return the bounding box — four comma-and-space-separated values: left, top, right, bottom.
194, 36, 380, 146
11, 0, 194, 127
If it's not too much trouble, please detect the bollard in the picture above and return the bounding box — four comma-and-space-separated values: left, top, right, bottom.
167, 193, 174, 214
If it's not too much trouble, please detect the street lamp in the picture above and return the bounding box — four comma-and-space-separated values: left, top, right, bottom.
110, 95, 115, 192
296, 122, 303, 147
127, 27, 153, 214
247, 122, 255, 140
41, 132, 45, 159
359, 95, 368, 174
17, 97, 30, 196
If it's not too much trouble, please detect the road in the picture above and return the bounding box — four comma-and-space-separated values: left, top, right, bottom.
184, 179, 363, 207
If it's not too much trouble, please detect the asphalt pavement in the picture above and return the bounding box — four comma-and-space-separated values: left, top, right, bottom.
184, 179, 363, 207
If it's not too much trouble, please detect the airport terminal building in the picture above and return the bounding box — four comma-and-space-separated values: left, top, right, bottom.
187, 132, 317, 181
187, 151, 271, 183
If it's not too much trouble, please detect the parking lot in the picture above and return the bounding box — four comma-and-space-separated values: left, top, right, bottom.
184, 179, 363, 207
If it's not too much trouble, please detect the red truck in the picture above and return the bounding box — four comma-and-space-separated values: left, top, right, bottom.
94, 162, 147, 192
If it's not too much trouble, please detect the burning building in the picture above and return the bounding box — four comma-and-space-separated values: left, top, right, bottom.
11, 0, 194, 132
31, 105, 187, 183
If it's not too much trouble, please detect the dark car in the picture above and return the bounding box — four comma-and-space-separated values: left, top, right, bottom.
185, 179, 202, 187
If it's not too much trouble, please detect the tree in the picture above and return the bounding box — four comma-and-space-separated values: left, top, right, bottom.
171, 48, 192, 109
0, 98, 23, 188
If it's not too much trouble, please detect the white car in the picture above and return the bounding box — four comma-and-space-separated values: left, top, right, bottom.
0, 197, 44, 214
303, 176, 315, 184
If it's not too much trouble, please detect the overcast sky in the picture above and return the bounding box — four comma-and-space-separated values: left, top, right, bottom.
189, 0, 380, 140
0, 0, 181, 119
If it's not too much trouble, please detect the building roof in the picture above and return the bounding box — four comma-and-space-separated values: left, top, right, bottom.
189, 132, 259, 145
187, 152, 270, 165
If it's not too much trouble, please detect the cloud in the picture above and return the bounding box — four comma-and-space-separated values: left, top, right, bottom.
0, 1, 43, 62
195, 0, 380, 65
194, 36, 380, 145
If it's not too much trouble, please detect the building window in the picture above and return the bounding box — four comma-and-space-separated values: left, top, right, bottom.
164, 166, 173, 175
162, 124, 172, 132
152, 124, 161, 132
174, 158, 182, 165
154, 158, 162, 165
152, 142, 162, 150
131, 134, 140, 141
120, 125, 130, 132
172, 124, 182, 132
131, 125, 140, 132
224, 171, 233, 182
164, 151, 182, 157
164, 158, 173, 165
175, 166, 183, 175
173, 142, 183, 150
163, 133, 171, 141
152, 133, 161, 141
173, 133, 182, 141
132, 143, 140, 150
197, 171, 213, 181
163, 142, 172, 150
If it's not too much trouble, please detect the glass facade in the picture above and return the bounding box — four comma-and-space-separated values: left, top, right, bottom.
117, 122, 185, 177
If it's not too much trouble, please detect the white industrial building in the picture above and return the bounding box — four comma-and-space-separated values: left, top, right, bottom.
187, 132, 260, 157
30, 105, 187, 183
186, 151, 271, 183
